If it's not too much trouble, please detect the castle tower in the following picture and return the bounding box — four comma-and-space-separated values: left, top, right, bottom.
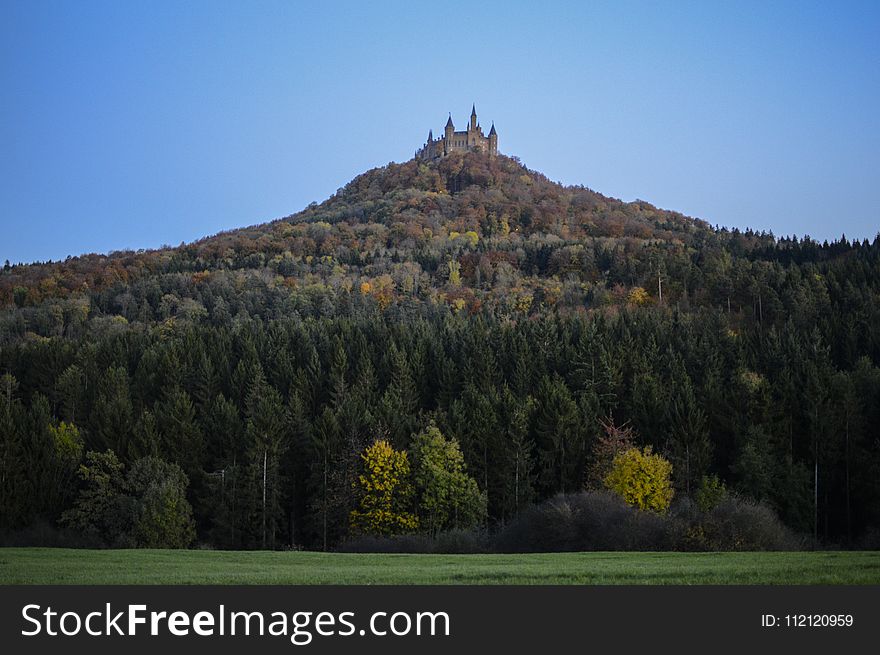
470, 104, 478, 131
444, 114, 455, 155
488, 123, 497, 156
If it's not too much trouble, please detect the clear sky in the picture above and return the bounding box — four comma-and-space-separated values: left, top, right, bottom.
2, 0, 878, 263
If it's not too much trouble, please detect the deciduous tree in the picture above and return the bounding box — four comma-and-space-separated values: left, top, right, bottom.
604, 446, 674, 513
349, 440, 418, 535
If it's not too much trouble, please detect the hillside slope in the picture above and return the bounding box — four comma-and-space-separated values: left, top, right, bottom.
3, 152, 714, 311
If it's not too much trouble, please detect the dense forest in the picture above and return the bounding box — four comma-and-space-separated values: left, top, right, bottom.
2, 152, 879, 549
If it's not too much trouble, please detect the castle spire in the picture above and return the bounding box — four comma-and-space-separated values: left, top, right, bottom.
445, 113, 454, 129
489, 122, 496, 136
428, 128, 433, 141
471, 103, 477, 118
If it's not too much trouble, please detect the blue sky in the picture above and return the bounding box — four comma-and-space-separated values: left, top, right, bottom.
2, 0, 878, 263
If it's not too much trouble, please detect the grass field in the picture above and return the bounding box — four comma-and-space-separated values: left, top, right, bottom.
1, 548, 879, 584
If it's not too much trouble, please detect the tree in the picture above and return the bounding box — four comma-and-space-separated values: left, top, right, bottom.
447, 259, 462, 286
533, 375, 582, 495
586, 417, 636, 490
498, 388, 535, 520
448, 383, 498, 502
61, 450, 126, 545
155, 386, 204, 477
0, 374, 29, 530
309, 407, 340, 550
243, 372, 288, 549
604, 447, 674, 513
666, 366, 711, 496
695, 474, 728, 512
379, 344, 420, 446
731, 425, 775, 503
62, 450, 195, 548
56, 365, 85, 424
628, 286, 650, 306
46, 421, 84, 517
410, 425, 486, 535
91, 366, 133, 454
124, 456, 196, 548
349, 440, 418, 535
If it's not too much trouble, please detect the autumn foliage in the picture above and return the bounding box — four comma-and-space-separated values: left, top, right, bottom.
604, 447, 674, 513
349, 440, 418, 535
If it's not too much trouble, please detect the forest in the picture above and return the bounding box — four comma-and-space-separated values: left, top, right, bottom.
1, 152, 879, 550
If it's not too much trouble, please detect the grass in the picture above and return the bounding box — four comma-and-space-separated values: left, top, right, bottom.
1, 548, 879, 584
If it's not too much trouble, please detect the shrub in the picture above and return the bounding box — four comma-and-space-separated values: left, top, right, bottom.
698, 497, 799, 551
856, 526, 880, 550
495, 491, 795, 552
0, 520, 102, 548
494, 491, 669, 552
434, 528, 490, 553
670, 496, 798, 551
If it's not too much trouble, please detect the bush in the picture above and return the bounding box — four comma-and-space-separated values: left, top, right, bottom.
0, 520, 102, 548
698, 497, 800, 550
494, 491, 796, 552
670, 496, 799, 551
494, 491, 669, 552
855, 526, 880, 550
434, 528, 490, 554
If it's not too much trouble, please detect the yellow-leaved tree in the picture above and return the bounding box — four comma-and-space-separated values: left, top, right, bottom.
603, 446, 674, 513
349, 440, 419, 535
447, 259, 462, 286
628, 286, 651, 306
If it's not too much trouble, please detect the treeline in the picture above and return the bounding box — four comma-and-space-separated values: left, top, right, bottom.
2, 306, 879, 548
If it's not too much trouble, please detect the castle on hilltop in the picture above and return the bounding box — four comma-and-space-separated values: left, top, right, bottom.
416, 105, 497, 160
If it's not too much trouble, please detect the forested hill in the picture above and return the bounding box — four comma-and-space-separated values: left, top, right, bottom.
1, 151, 876, 323
2, 152, 880, 550
2, 151, 717, 312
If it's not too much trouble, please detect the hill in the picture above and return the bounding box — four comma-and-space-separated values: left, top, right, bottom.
1, 152, 728, 315
1, 152, 879, 551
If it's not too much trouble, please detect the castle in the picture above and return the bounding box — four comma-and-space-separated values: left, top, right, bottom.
415, 105, 497, 160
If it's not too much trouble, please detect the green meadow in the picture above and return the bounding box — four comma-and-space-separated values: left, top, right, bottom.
1, 549, 878, 585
